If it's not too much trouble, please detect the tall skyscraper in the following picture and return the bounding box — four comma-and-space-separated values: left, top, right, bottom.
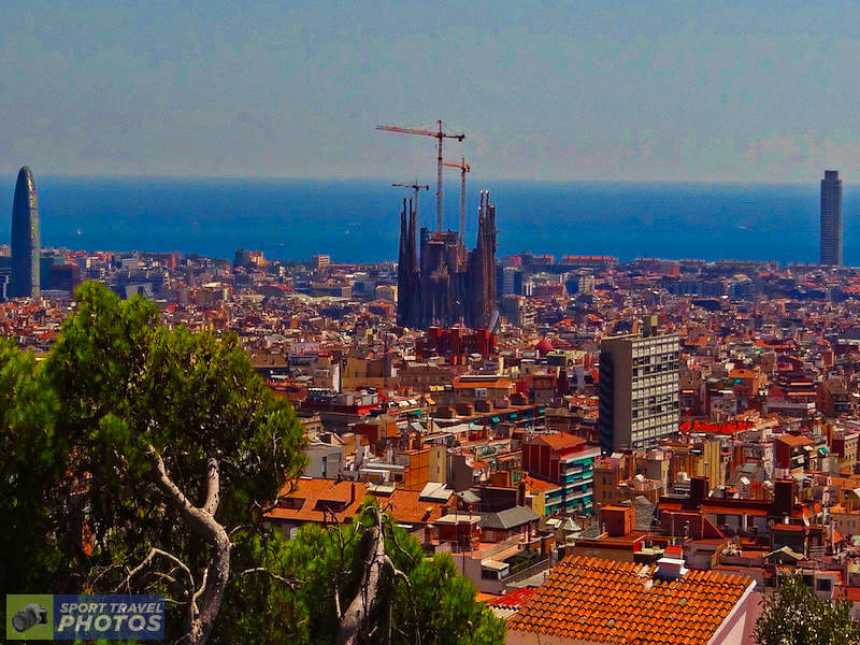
10, 166, 41, 298
820, 169, 843, 266
598, 319, 680, 454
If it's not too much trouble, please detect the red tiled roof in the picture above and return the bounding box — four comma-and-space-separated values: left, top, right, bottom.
488, 586, 537, 610
530, 432, 586, 451
263, 478, 451, 527
451, 375, 513, 389
264, 478, 367, 524
775, 434, 814, 447
382, 488, 453, 525
524, 475, 562, 494
507, 556, 752, 644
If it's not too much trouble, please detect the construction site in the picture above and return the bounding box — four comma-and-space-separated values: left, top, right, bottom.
379, 120, 498, 330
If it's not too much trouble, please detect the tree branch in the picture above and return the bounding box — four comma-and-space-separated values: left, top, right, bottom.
114, 547, 194, 594
202, 458, 219, 516
238, 567, 298, 589
337, 506, 387, 645
148, 445, 231, 645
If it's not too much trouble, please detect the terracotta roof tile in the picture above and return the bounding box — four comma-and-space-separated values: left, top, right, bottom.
263, 477, 450, 527
507, 556, 752, 644
529, 432, 586, 451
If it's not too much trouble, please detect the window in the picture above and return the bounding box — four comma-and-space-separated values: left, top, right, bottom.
279, 497, 306, 510
314, 499, 347, 512
817, 578, 832, 593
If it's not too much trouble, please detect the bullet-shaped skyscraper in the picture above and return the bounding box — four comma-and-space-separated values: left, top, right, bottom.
820, 169, 843, 266
10, 166, 41, 298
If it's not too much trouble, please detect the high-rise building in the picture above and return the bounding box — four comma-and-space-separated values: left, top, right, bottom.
598, 320, 680, 454
10, 166, 41, 298
820, 169, 843, 266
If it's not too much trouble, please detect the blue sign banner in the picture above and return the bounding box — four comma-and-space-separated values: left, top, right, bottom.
53, 595, 165, 641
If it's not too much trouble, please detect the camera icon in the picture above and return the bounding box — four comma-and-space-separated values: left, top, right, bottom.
12, 603, 48, 633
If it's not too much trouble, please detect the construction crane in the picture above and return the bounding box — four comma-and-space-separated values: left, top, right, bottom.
392, 181, 429, 223
442, 157, 471, 241
377, 120, 465, 233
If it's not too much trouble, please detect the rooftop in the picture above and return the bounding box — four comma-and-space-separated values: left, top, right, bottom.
507, 556, 753, 644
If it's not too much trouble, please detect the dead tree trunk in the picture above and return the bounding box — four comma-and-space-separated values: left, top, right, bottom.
336, 507, 412, 645
337, 512, 384, 645
150, 447, 231, 645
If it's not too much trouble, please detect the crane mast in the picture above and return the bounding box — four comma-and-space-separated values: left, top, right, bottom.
442, 157, 471, 242
377, 121, 465, 233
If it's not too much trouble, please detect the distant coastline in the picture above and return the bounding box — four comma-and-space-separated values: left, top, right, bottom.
0, 176, 853, 265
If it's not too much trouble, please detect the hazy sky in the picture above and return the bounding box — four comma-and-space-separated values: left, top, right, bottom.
2, 1, 860, 182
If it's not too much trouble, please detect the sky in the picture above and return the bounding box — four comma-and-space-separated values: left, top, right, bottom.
2, 1, 860, 182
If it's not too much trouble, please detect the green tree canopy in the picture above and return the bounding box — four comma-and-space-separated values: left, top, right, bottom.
754, 573, 860, 645
219, 502, 504, 645
2, 282, 306, 643
0, 281, 505, 645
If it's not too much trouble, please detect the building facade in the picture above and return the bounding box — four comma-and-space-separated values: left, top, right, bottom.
10, 166, 40, 298
397, 190, 497, 329
522, 433, 599, 516
820, 169, 843, 266
598, 328, 680, 453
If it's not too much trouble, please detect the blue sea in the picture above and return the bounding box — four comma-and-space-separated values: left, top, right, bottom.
0, 175, 854, 265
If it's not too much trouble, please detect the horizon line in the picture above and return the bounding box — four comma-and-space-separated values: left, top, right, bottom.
0, 171, 838, 188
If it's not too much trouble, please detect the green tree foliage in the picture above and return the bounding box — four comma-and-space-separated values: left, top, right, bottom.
217, 502, 505, 645
0, 281, 505, 644
1, 282, 305, 642
754, 573, 860, 645
42, 281, 304, 576
0, 340, 62, 594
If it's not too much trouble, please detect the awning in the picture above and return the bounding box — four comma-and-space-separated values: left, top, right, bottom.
491, 416, 501, 424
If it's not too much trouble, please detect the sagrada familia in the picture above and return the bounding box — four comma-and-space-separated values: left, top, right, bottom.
397, 190, 497, 330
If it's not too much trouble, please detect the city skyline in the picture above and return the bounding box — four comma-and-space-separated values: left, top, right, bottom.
8, 5, 860, 645
4, 2, 860, 182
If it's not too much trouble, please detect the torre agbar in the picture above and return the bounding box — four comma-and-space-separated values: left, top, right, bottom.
10, 166, 41, 298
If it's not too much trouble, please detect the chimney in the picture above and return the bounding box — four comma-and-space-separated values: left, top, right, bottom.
690, 476, 709, 506
655, 556, 687, 580
423, 523, 433, 545
350, 482, 356, 506
601, 505, 633, 537
518, 479, 527, 506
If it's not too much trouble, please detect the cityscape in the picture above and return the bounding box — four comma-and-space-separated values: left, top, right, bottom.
6, 4, 860, 645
